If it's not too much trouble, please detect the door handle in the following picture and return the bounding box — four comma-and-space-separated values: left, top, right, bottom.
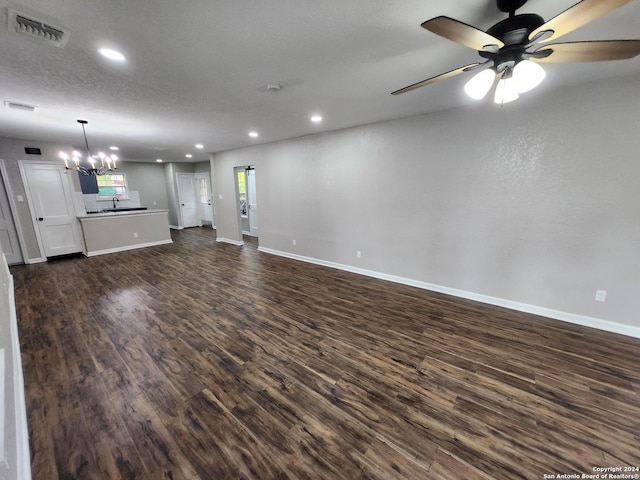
38, 217, 44, 221
182, 204, 185, 206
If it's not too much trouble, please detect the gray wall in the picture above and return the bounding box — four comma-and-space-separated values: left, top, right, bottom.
117, 161, 169, 210
194, 161, 210, 173
211, 73, 640, 328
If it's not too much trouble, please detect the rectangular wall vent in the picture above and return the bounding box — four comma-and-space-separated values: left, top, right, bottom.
7, 8, 70, 48
4, 101, 37, 112
24, 147, 42, 155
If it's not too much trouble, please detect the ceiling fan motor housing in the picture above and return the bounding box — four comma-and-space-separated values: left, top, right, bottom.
497, 0, 528, 14
481, 13, 545, 71
487, 14, 545, 46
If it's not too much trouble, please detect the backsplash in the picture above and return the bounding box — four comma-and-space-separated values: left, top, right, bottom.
82, 191, 141, 212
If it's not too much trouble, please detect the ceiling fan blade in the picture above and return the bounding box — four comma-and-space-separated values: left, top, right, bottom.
529, 0, 634, 44
422, 16, 504, 52
532, 40, 640, 63
391, 63, 482, 95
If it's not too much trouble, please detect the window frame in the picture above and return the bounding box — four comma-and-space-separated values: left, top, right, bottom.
96, 173, 129, 200
237, 170, 248, 218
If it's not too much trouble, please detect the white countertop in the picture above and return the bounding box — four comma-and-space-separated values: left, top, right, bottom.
77, 209, 169, 219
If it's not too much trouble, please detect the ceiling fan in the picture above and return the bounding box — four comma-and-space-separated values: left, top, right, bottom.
392, 0, 640, 103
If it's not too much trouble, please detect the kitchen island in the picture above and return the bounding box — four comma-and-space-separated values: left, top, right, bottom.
77, 209, 172, 257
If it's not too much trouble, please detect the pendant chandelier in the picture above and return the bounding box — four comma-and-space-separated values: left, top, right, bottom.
59, 119, 117, 176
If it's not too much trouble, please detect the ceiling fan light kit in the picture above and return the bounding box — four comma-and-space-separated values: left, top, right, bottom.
393, 0, 640, 104
464, 69, 496, 99
512, 60, 546, 93
466, 59, 546, 103
494, 70, 520, 104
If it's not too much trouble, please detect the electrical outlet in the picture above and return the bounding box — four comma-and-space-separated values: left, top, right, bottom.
356, 250, 361, 258
153, 201, 157, 206
17, 195, 24, 202
595, 290, 607, 302
133, 232, 138, 238
292, 239, 296, 246
218, 194, 223, 200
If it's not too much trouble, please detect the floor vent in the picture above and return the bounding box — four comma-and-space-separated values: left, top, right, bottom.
4, 101, 37, 112
7, 8, 70, 48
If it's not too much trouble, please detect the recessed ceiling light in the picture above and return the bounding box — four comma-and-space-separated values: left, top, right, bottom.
98, 48, 126, 62
185, 154, 192, 158
311, 115, 323, 123
249, 131, 259, 138
109, 146, 119, 151
156, 158, 163, 163
195, 143, 204, 149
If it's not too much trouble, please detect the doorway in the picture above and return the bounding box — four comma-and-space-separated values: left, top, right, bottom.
176, 173, 201, 228
194, 172, 214, 228
19, 162, 83, 259
235, 166, 258, 237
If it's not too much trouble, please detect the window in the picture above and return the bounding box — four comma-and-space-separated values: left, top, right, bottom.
96, 174, 127, 199
237, 170, 247, 217
198, 178, 208, 204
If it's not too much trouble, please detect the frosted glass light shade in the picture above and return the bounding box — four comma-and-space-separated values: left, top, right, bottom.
464, 69, 496, 100
494, 74, 519, 104
513, 60, 546, 93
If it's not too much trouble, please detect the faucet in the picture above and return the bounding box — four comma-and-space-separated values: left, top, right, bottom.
112, 197, 119, 209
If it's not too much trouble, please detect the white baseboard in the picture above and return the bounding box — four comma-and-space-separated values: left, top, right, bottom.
216, 238, 245, 246
169, 225, 183, 230
257, 247, 640, 339
84, 239, 173, 257
24, 257, 46, 264
7, 276, 32, 480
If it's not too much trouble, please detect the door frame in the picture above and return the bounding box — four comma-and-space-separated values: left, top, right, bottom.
0, 160, 28, 264
246, 167, 258, 237
18, 160, 82, 262
235, 166, 258, 238
194, 172, 214, 228
176, 173, 202, 229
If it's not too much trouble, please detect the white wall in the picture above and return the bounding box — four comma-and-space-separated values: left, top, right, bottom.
0, 253, 30, 480
212, 73, 640, 332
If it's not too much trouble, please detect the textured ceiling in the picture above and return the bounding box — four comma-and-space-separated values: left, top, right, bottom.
0, 0, 639, 163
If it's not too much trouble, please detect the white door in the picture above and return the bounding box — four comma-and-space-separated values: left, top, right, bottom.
194, 173, 214, 226
177, 173, 201, 228
0, 172, 23, 264
22, 163, 83, 257
246, 168, 258, 237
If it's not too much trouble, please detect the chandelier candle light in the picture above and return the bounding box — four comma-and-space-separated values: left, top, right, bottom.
59, 120, 118, 176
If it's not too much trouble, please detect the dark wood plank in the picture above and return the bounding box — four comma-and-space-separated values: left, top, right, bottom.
12, 227, 640, 480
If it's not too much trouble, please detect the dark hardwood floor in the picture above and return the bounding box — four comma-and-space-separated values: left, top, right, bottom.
11, 227, 640, 479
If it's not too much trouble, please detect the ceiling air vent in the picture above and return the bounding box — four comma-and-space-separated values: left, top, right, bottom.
7, 8, 70, 48
4, 101, 37, 112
